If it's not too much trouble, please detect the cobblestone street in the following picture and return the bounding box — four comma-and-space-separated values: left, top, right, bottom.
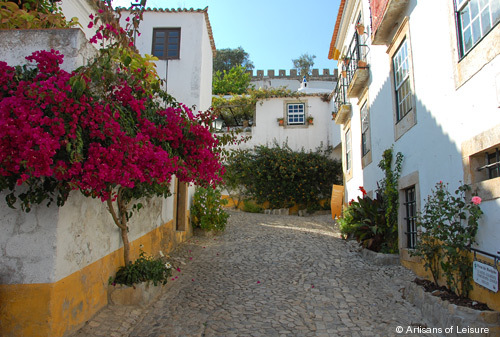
72, 210, 437, 337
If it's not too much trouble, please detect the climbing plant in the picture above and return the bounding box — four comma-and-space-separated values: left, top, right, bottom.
376, 147, 403, 253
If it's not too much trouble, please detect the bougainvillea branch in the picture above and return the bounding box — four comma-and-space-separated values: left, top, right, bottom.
0, 4, 228, 264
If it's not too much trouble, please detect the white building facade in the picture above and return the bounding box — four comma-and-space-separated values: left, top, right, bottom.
119, 7, 215, 111
329, 0, 500, 308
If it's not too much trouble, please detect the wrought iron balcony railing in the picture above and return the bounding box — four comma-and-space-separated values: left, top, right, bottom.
340, 30, 370, 98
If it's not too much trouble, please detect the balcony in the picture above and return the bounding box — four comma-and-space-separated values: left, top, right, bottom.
341, 31, 370, 99
371, 0, 410, 45
333, 79, 351, 125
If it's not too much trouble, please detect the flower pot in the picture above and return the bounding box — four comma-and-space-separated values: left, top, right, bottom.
307, 119, 314, 125
358, 60, 367, 68
341, 70, 347, 78
278, 120, 284, 126
356, 24, 365, 35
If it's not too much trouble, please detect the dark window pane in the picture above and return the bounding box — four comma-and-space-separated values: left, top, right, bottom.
155, 37, 165, 44
153, 50, 163, 57
168, 37, 179, 44
155, 31, 165, 38
169, 31, 179, 37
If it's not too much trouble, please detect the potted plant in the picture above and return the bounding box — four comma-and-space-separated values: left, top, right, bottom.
307, 116, 314, 125
332, 111, 338, 120
356, 23, 365, 35
277, 117, 284, 126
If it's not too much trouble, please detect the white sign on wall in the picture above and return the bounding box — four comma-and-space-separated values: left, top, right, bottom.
473, 261, 499, 293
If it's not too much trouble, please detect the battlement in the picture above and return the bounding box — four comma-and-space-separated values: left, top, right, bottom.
247, 68, 338, 81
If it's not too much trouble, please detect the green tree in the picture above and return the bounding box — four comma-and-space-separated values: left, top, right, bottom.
213, 46, 254, 73
292, 53, 316, 78
212, 65, 251, 95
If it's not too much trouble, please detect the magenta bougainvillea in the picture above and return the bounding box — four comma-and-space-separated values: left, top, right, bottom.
0, 49, 223, 207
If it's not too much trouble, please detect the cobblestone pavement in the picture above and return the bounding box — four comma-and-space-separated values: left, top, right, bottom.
72, 211, 438, 337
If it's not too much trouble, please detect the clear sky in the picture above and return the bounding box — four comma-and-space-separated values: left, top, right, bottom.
112, 0, 341, 73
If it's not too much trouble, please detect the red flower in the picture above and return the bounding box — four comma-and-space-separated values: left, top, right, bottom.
359, 186, 367, 196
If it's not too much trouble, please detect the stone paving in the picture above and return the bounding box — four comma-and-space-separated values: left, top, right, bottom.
71, 211, 438, 337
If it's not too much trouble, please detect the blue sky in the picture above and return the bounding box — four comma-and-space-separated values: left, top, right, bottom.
112, 0, 341, 73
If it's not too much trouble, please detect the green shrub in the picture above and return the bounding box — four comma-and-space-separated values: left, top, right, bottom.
224, 143, 342, 210
411, 182, 483, 297
110, 251, 172, 286
338, 190, 390, 252
190, 186, 229, 232
242, 199, 263, 213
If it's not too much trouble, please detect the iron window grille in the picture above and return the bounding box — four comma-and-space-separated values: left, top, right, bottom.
287, 103, 305, 125
345, 128, 352, 171
152, 28, 181, 60
361, 102, 371, 157
454, 0, 500, 59
404, 186, 417, 249
393, 39, 412, 122
477, 147, 500, 179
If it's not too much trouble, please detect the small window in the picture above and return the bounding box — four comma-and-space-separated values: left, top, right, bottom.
287, 103, 305, 125
455, 0, 500, 58
152, 28, 181, 60
404, 186, 417, 249
393, 39, 413, 122
360, 102, 371, 157
345, 128, 352, 171
478, 147, 500, 179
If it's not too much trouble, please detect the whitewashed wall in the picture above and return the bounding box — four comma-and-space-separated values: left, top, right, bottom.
232, 96, 341, 159
60, 0, 97, 41
337, 0, 500, 254
119, 10, 213, 112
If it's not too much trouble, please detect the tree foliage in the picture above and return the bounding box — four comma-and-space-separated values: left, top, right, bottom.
213, 46, 254, 74
292, 53, 316, 78
212, 65, 251, 95
212, 87, 303, 128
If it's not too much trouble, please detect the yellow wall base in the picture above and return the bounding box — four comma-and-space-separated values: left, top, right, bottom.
0, 219, 189, 337
401, 249, 500, 312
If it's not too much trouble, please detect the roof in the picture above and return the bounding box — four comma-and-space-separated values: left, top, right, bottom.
117, 6, 216, 58
328, 0, 347, 61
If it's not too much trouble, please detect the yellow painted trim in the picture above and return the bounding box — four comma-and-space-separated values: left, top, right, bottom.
0, 219, 190, 337
402, 251, 500, 312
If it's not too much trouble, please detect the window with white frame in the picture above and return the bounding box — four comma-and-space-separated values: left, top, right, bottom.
360, 102, 371, 157
345, 128, 352, 171
455, 0, 500, 58
287, 103, 305, 125
393, 39, 413, 122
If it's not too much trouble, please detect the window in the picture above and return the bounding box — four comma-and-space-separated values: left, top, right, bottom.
287, 103, 305, 125
360, 102, 371, 157
404, 186, 417, 249
455, 0, 500, 58
393, 39, 412, 122
477, 147, 500, 179
152, 28, 181, 60
345, 128, 352, 171
461, 125, 500, 202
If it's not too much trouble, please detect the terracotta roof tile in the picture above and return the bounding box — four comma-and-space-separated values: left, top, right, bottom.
116, 6, 216, 57
328, 0, 346, 60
